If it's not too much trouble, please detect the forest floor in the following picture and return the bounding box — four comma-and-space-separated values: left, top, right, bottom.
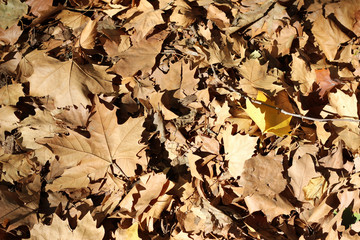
0, 0, 360, 239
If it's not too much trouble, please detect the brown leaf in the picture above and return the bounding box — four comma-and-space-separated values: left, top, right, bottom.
0, 185, 39, 231
315, 68, 339, 98
76, 18, 98, 49
245, 193, 294, 221
110, 30, 168, 77
0, 83, 24, 105
288, 154, 320, 202
237, 58, 282, 97
311, 13, 350, 61
21, 50, 114, 107
38, 96, 146, 190
239, 152, 286, 197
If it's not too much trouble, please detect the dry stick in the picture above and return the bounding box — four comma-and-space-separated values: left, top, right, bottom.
210, 64, 360, 124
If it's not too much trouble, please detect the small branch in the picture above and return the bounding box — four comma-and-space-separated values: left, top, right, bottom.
209, 64, 360, 123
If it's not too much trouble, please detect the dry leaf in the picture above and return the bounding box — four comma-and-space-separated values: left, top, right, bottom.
30, 213, 105, 240
244, 91, 292, 136
315, 68, 339, 98
222, 125, 258, 178
38, 96, 146, 190
21, 50, 114, 107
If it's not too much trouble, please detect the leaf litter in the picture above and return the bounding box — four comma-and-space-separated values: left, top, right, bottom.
0, 0, 360, 239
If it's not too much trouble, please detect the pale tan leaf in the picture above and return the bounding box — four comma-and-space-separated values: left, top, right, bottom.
311, 14, 350, 61
222, 125, 258, 178
21, 50, 114, 107
77, 18, 98, 49
245, 193, 294, 221
30, 213, 104, 240
288, 154, 320, 201
0, 83, 24, 105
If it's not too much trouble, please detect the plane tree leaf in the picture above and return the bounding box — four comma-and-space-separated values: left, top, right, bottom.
30, 212, 105, 240
21, 50, 114, 108
37, 96, 146, 191
244, 91, 292, 136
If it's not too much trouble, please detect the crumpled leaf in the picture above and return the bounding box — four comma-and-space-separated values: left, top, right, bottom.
239, 152, 287, 197
315, 68, 339, 98
113, 222, 140, 240
244, 91, 292, 136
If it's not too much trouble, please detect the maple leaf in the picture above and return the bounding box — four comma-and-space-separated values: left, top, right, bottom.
244, 91, 292, 136
21, 50, 114, 107
38, 96, 146, 191
237, 58, 283, 97
30, 213, 105, 240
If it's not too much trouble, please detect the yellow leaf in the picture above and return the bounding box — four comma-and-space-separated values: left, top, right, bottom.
244, 91, 292, 136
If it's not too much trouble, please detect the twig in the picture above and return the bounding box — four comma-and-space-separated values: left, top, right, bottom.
210, 64, 360, 123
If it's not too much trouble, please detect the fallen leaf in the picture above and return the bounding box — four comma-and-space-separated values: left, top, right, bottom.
288, 154, 320, 201
315, 68, 339, 98
123, 0, 164, 41
222, 125, 258, 178
0, 0, 27, 29
21, 50, 114, 107
30, 212, 105, 240
38, 96, 146, 190
0, 83, 24, 105
76, 18, 98, 49
311, 13, 350, 61
245, 193, 294, 221
237, 58, 282, 97
111, 30, 168, 77
303, 175, 328, 202
113, 222, 140, 240
244, 91, 292, 136
239, 152, 286, 197
0, 185, 39, 231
